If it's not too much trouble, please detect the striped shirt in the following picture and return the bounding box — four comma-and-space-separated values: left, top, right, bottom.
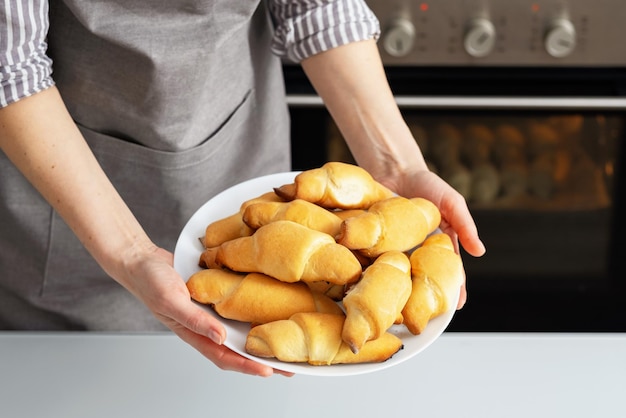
0, 0, 379, 108
0, 0, 53, 107
269, 0, 379, 63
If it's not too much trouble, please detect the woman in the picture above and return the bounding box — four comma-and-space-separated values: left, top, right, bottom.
0, 0, 485, 376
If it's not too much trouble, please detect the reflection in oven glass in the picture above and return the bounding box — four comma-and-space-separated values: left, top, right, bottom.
328, 114, 617, 212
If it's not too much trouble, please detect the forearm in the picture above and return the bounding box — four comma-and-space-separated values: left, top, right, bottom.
300, 39, 428, 180
0, 87, 154, 284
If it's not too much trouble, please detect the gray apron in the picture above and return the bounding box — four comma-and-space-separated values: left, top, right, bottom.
0, 0, 291, 330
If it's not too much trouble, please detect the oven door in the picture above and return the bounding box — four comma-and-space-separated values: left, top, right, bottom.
285, 65, 626, 332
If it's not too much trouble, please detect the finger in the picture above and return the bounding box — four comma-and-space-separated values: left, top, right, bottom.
156, 282, 227, 345
439, 193, 486, 258
174, 325, 277, 377
457, 224, 486, 258
169, 303, 226, 345
161, 287, 294, 377
273, 369, 296, 377
179, 322, 294, 377
410, 173, 486, 258
457, 282, 467, 310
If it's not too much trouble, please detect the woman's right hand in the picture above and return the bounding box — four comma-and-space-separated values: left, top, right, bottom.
115, 243, 294, 378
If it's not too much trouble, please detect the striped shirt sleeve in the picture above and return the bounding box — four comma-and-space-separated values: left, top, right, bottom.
0, 0, 54, 108
268, 0, 380, 63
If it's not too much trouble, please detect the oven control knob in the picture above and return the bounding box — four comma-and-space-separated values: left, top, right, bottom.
544, 19, 577, 58
464, 18, 496, 58
382, 18, 415, 57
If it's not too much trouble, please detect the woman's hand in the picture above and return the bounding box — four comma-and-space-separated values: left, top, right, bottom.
373, 168, 486, 309
118, 244, 294, 377
376, 168, 485, 257
300, 40, 486, 309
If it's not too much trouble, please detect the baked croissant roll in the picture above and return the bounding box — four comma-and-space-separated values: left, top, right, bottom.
202, 212, 254, 249
211, 220, 363, 285
402, 233, 464, 335
274, 162, 394, 210
245, 312, 403, 365
186, 269, 343, 324
203, 191, 283, 248
332, 208, 366, 221
306, 281, 347, 301
242, 199, 343, 236
342, 251, 412, 353
336, 196, 441, 258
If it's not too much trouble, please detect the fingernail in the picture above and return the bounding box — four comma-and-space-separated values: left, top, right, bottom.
208, 329, 223, 345
257, 368, 273, 378
457, 288, 467, 310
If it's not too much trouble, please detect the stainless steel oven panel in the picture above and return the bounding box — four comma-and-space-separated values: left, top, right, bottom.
366, 0, 626, 66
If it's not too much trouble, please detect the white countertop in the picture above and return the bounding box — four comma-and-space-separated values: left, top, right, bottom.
1, 332, 624, 418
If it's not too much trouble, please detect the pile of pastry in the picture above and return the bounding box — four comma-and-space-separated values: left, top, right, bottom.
186, 162, 464, 366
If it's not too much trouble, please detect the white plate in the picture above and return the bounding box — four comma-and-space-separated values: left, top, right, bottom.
173, 171, 459, 377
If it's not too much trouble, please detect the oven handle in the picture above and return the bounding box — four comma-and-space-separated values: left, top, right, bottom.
286, 95, 626, 110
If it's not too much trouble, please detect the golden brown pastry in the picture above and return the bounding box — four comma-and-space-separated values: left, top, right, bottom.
470, 162, 501, 204
527, 122, 561, 158
342, 251, 412, 353
336, 196, 441, 257
402, 233, 464, 335
332, 208, 366, 221
305, 281, 347, 301
242, 199, 344, 236
493, 124, 526, 166
198, 246, 219, 269
462, 123, 495, 167
202, 191, 283, 248
274, 162, 394, 210
202, 212, 253, 249
186, 269, 343, 324
245, 312, 404, 365
429, 123, 462, 170
547, 114, 583, 136
212, 220, 363, 285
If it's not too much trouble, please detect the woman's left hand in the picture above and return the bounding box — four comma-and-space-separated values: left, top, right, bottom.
375, 168, 486, 309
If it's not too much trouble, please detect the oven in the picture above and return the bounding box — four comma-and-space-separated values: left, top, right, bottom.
284, 0, 626, 332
